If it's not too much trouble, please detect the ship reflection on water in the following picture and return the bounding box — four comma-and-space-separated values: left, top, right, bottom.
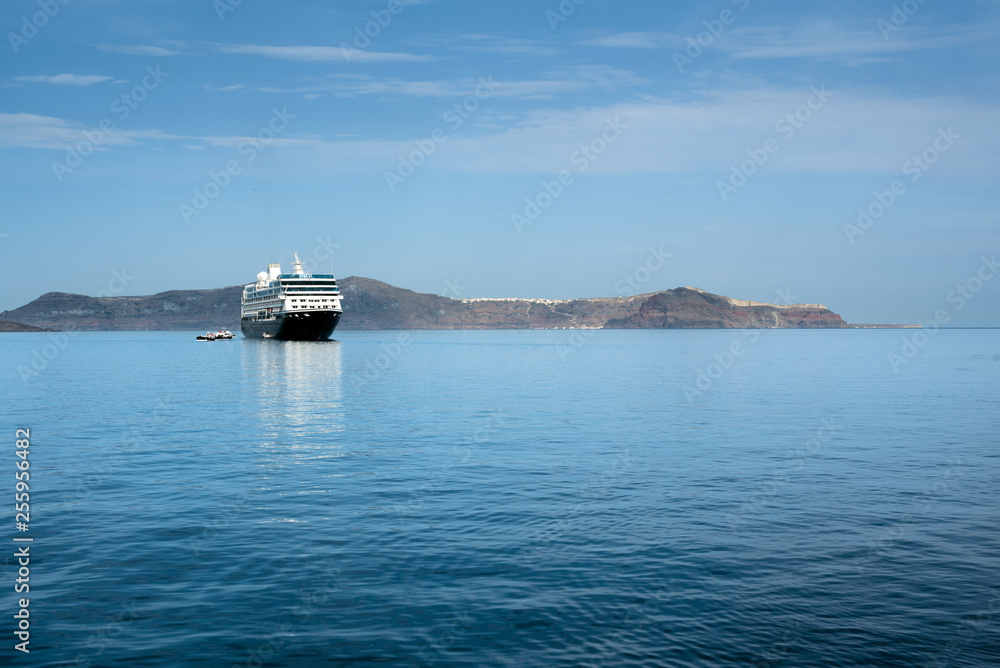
241, 338, 345, 447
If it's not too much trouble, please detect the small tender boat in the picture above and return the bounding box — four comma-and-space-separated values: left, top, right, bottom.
215, 329, 234, 339
196, 332, 216, 341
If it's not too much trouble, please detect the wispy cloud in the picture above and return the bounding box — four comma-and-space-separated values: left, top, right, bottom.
96, 43, 183, 57
451, 34, 560, 57
581, 31, 680, 49
581, 22, 994, 64
14, 74, 115, 86
213, 43, 433, 63
191, 89, 999, 179
206, 66, 646, 101
0, 112, 181, 150
722, 23, 995, 62
0, 112, 322, 153
204, 77, 481, 98
424, 88, 998, 176
96, 40, 433, 63
7, 89, 997, 182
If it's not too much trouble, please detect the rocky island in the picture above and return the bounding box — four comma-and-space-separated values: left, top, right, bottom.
1, 277, 849, 331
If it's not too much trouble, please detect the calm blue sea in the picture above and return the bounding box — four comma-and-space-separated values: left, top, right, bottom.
1, 329, 998, 667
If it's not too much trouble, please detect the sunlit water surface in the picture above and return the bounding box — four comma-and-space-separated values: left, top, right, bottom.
1, 329, 998, 667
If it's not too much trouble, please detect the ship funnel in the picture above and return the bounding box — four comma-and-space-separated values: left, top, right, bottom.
268, 263, 281, 281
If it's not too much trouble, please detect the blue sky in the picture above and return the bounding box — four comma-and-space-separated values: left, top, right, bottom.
1, 0, 998, 325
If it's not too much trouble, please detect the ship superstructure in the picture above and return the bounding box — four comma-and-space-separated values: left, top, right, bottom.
240, 254, 343, 340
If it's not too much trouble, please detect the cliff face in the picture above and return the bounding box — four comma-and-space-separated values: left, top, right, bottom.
0, 288, 242, 331
0, 279, 848, 331
338, 277, 645, 329
603, 288, 847, 329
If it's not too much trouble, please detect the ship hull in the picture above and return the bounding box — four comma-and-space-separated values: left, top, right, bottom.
241, 310, 341, 341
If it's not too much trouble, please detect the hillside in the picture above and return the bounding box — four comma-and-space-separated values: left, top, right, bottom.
0, 320, 55, 332
0, 278, 848, 331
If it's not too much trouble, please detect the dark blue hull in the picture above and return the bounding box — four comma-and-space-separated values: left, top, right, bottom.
241, 310, 341, 341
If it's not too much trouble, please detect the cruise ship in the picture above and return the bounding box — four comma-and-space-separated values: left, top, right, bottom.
240, 254, 343, 340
